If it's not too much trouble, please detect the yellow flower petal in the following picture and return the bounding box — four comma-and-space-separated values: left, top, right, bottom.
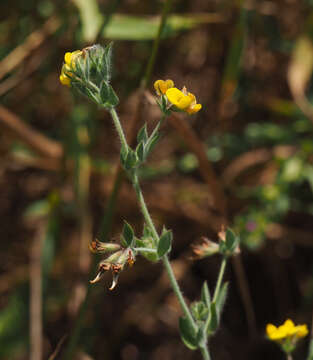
154, 79, 174, 95
266, 324, 277, 337
166, 87, 192, 109
295, 325, 309, 338
59, 74, 71, 86
165, 79, 174, 90
186, 103, 202, 114
64, 52, 72, 66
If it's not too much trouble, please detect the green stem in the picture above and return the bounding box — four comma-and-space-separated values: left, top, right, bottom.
162, 254, 197, 332
213, 257, 227, 303
133, 172, 197, 331
109, 107, 128, 151
199, 344, 211, 360
109, 109, 198, 334
142, 0, 173, 87
134, 247, 157, 253
204, 256, 227, 335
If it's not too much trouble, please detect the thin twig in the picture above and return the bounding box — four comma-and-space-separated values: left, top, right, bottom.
0, 16, 60, 81
0, 105, 63, 159
168, 113, 227, 220
232, 255, 257, 338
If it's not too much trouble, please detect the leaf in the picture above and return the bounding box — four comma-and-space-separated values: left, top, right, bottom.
123, 149, 137, 170
207, 302, 218, 335
100, 81, 110, 104
136, 142, 145, 162
215, 282, 229, 319
143, 223, 153, 238
191, 301, 209, 321
135, 238, 158, 262
137, 124, 148, 144
157, 229, 172, 257
145, 134, 160, 158
179, 317, 198, 350
225, 228, 236, 247
102, 14, 224, 40
122, 221, 134, 246
201, 281, 211, 308
24, 199, 50, 218
103, 42, 113, 82
107, 85, 119, 107
72, 0, 103, 41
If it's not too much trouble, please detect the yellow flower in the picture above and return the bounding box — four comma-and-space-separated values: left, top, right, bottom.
154, 79, 174, 95
166, 86, 202, 115
64, 50, 83, 68
59, 50, 83, 86
266, 319, 308, 341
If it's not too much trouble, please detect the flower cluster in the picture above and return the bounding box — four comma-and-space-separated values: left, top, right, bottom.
59, 50, 83, 87
59, 44, 119, 109
154, 79, 202, 115
192, 227, 240, 259
266, 319, 308, 341
266, 319, 308, 354
89, 239, 135, 290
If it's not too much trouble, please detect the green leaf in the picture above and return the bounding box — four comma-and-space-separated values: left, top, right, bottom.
145, 134, 160, 158
157, 229, 172, 257
215, 282, 228, 319
102, 14, 223, 40
72, 0, 103, 41
179, 317, 198, 350
135, 238, 158, 262
107, 85, 119, 107
191, 301, 209, 321
24, 199, 50, 218
225, 228, 236, 249
207, 302, 218, 335
137, 124, 148, 144
143, 223, 153, 238
122, 221, 134, 246
123, 149, 137, 170
100, 81, 110, 104
201, 281, 211, 308
136, 142, 145, 162
219, 228, 239, 256
103, 42, 113, 82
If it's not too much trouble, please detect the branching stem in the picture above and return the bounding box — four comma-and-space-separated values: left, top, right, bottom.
109, 108, 199, 336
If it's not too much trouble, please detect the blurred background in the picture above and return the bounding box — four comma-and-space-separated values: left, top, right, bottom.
1, 0, 313, 359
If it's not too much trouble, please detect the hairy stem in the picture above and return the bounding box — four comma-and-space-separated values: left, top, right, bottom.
213, 257, 227, 303
110, 107, 128, 151
204, 256, 227, 334
109, 109, 199, 335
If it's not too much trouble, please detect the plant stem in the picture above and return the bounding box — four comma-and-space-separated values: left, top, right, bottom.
133, 172, 197, 331
204, 256, 227, 335
199, 344, 211, 360
213, 257, 227, 303
109, 109, 198, 333
142, 0, 173, 87
134, 247, 157, 253
110, 107, 128, 151
287, 353, 293, 360
162, 254, 197, 332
